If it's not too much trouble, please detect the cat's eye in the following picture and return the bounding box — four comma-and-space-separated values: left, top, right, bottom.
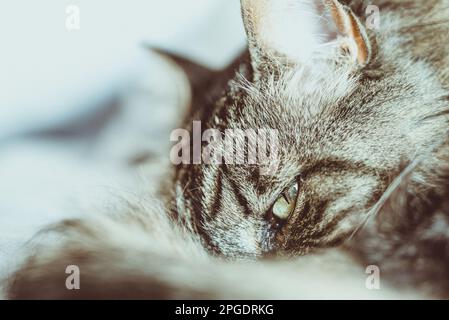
271, 181, 299, 220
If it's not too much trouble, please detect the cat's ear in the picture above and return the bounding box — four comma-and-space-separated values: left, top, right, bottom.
150, 47, 217, 100
241, 0, 373, 75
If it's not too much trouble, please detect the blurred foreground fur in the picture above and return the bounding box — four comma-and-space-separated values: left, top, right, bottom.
4, 197, 422, 299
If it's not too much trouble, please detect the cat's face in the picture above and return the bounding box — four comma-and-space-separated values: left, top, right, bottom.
172, 0, 449, 258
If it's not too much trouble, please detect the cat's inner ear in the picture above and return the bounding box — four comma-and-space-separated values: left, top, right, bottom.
241, 0, 372, 71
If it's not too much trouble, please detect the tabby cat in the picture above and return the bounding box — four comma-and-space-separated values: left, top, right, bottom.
5, 0, 449, 299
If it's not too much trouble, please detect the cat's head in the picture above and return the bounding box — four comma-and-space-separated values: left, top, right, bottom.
167, 0, 449, 258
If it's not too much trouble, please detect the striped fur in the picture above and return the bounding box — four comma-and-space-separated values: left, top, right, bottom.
172, 0, 449, 259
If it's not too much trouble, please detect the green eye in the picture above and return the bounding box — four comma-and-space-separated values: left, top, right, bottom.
272, 181, 299, 220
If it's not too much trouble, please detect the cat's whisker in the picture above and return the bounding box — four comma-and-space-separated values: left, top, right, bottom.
346, 157, 422, 241
400, 19, 449, 31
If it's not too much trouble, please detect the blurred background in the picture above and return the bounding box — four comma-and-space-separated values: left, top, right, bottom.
0, 0, 246, 276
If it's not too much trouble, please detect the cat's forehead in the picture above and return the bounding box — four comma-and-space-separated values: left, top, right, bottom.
224, 61, 360, 128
